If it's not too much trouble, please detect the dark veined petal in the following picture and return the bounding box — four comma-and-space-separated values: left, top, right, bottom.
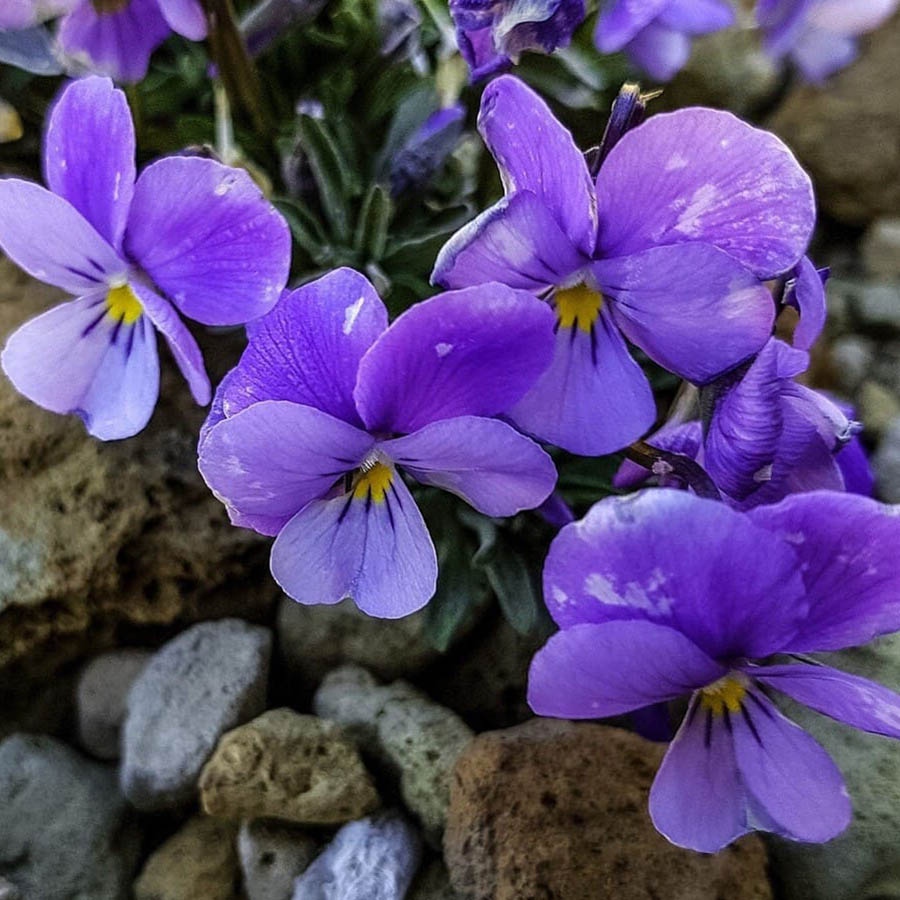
270, 467, 438, 618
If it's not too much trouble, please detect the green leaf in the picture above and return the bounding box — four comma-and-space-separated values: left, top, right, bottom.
274, 197, 331, 266
296, 115, 352, 243
354, 183, 393, 261
482, 539, 542, 636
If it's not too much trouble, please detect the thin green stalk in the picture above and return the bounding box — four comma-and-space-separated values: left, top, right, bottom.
201, 0, 274, 139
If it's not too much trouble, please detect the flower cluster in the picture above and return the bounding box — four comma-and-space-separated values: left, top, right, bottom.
2, 34, 900, 857
0, 0, 206, 81
450, 0, 899, 83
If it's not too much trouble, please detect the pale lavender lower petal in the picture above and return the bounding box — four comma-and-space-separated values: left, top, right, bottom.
624, 21, 692, 81
732, 689, 851, 843
125, 156, 290, 325
528, 620, 724, 719
156, 0, 206, 39
270, 472, 438, 618
508, 305, 655, 456
0, 0, 39, 29
133, 282, 210, 405
748, 492, 900, 653
43, 76, 135, 251
808, 0, 898, 34
751, 663, 900, 740
1, 290, 159, 440
791, 26, 857, 83
198, 400, 374, 535
354, 284, 554, 434
649, 696, 750, 853
0, 179, 124, 293
595, 244, 774, 385
381, 415, 556, 517
58, 0, 171, 83
785, 256, 827, 350
431, 191, 586, 292
543, 489, 806, 659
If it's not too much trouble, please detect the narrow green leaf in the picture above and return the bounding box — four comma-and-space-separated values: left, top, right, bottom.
482, 540, 542, 636
274, 198, 331, 265
296, 115, 352, 242
354, 183, 393, 261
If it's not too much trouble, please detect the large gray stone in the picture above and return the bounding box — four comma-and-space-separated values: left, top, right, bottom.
238, 819, 319, 900
0, 734, 140, 900
767, 633, 900, 900
121, 619, 271, 810
0, 877, 19, 900
291, 811, 422, 900
77, 648, 151, 759
314, 665, 473, 843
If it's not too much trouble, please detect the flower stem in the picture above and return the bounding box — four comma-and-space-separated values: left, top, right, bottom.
625, 440, 722, 501
201, 0, 273, 139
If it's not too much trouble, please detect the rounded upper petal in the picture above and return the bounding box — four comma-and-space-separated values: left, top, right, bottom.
381, 415, 557, 516
477, 75, 597, 256
622, 21, 692, 82
1, 290, 159, 440
807, 0, 899, 35
124, 156, 291, 326
528, 620, 725, 719
155, 0, 207, 40
57, 0, 171, 83
0, 178, 125, 293
748, 491, 900, 652
213, 269, 387, 430
270, 472, 438, 618
543, 489, 807, 660
354, 283, 555, 434
595, 107, 815, 279
43, 76, 135, 252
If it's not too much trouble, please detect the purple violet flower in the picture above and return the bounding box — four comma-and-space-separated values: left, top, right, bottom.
594, 0, 735, 82
615, 337, 865, 508
432, 76, 815, 456
529, 488, 900, 851
0, 76, 290, 439
450, 0, 586, 82
198, 267, 558, 619
0, 0, 207, 82
758, 0, 899, 83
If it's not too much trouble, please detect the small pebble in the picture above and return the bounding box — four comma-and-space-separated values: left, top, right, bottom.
291, 810, 422, 900
120, 619, 271, 811
238, 819, 319, 900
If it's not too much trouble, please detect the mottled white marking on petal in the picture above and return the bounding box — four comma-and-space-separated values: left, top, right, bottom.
665, 153, 689, 171
343, 295, 366, 334
435, 342, 453, 357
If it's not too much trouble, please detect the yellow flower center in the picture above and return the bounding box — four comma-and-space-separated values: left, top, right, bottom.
352, 461, 393, 503
700, 676, 747, 716
554, 284, 603, 333
106, 283, 143, 325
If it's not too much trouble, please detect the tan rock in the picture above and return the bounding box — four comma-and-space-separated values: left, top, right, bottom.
768, 12, 900, 225
445, 719, 772, 900
0, 261, 277, 699
199, 708, 379, 824
134, 815, 239, 900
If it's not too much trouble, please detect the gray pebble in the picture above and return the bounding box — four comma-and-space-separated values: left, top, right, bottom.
862, 218, 900, 278
835, 277, 900, 332
830, 335, 876, 395
292, 811, 422, 900
0, 877, 20, 900
77, 648, 151, 760
121, 619, 271, 810
314, 665, 473, 843
0, 734, 140, 900
239, 819, 319, 900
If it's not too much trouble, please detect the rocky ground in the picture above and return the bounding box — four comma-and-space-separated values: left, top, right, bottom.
3, 15, 900, 898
